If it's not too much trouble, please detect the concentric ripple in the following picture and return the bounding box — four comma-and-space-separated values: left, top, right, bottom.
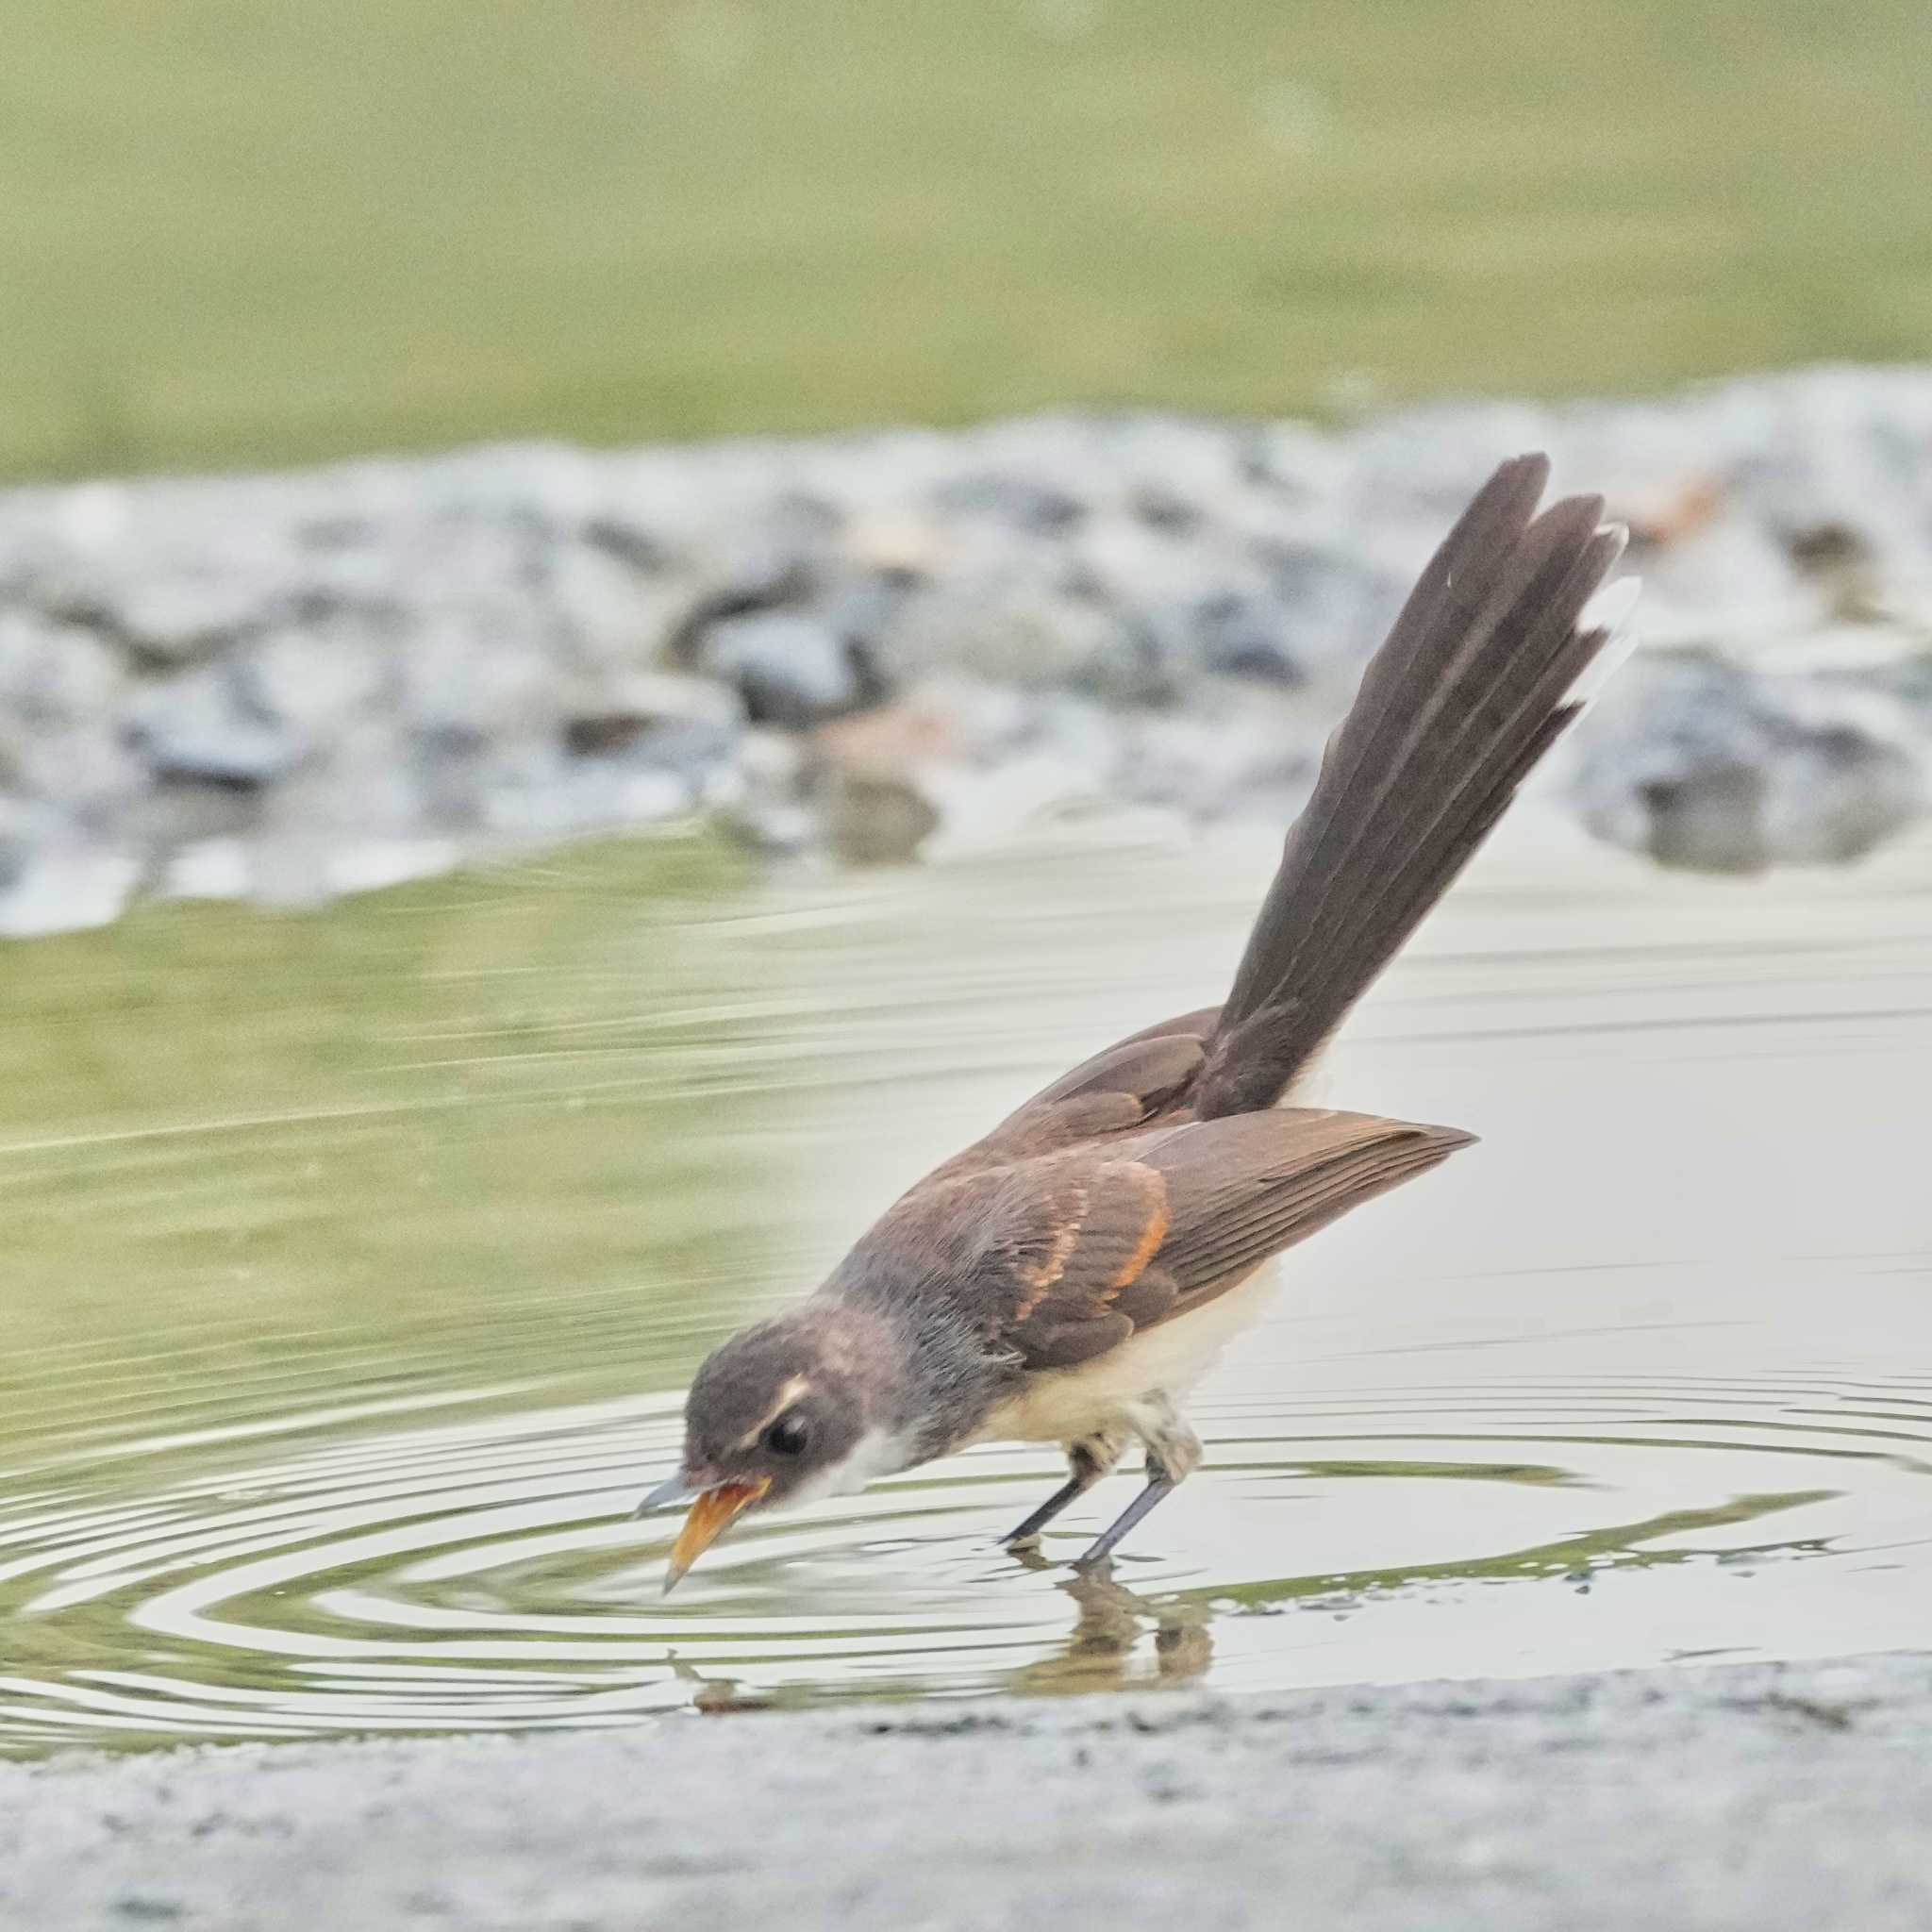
2, 1340, 1929, 1750
5, 832, 1932, 1752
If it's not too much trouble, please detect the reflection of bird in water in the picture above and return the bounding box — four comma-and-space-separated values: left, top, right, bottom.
667, 1650, 774, 1715
664, 1571, 1210, 1710
1006, 1549, 1214, 1694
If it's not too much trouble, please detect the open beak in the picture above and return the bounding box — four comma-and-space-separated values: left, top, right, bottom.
662, 1478, 771, 1593
631, 1474, 699, 1520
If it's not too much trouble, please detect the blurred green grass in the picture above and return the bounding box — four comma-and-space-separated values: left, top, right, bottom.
3, 0, 1927, 480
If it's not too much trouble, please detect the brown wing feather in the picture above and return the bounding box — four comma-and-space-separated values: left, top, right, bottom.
924, 1007, 1221, 1183
1134, 1109, 1474, 1298
837, 1149, 1174, 1371
854, 1108, 1471, 1374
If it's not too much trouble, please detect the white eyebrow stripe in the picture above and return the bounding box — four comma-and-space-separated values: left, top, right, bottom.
733, 1374, 813, 1450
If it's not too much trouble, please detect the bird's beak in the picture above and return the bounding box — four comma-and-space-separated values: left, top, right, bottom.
662, 1478, 771, 1593
631, 1474, 699, 1521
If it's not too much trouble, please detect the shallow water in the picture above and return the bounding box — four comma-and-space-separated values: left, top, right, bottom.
2, 821, 1929, 1752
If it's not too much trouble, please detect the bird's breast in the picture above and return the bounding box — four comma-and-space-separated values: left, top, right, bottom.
972, 1262, 1281, 1446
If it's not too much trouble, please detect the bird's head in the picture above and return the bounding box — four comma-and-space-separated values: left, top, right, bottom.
636, 1304, 912, 1591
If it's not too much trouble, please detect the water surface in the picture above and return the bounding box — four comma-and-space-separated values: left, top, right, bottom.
2, 821, 1928, 1750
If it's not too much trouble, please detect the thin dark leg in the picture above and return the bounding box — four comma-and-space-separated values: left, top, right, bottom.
1001, 1472, 1091, 1548
1072, 1399, 1201, 1569
1073, 1473, 1176, 1570
999, 1433, 1122, 1549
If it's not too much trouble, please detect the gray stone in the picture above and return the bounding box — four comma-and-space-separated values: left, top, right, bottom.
546, 538, 698, 672
697, 608, 880, 727
0, 367, 1931, 927
398, 608, 559, 740
21, 490, 308, 662
797, 679, 1124, 862
0, 789, 142, 933
1572, 645, 1928, 874
1124, 695, 1323, 823
1246, 535, 1407, 684
0, 615, 142, 824
883, 574, 1159, 703
561, 671, 745, 776
680, 491, 843, 622
1188, 590, 1306, 686
104, 565, 288, 659
932, 469, 1089, 533
247, 620, 391, 733
122, 663, 306, 792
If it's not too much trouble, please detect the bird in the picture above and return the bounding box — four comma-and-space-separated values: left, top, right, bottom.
636, 453, 1630, 1591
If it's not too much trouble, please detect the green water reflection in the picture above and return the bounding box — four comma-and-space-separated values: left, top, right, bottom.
2, 826, 1930, 1752
0, 833, 769, 1474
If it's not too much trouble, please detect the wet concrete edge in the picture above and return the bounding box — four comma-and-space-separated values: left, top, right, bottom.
2, 1647, 1929, 1929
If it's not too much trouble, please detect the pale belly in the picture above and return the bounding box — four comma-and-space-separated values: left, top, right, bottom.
973, 1263, 1281, 1447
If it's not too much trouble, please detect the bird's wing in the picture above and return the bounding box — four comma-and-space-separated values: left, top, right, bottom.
922, 1006, 1223, 1183
1132, 1109, 1474, 1301
859, 1108, 1472, 1373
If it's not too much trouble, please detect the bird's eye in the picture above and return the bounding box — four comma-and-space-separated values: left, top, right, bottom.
763, 1412, 809, 1457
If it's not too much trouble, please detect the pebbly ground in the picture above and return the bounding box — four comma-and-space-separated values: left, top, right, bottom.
5, 366, 1932, 933
4, 1649, 1930, 1931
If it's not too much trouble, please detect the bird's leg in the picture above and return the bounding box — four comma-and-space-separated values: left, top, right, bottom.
1074, 1394, 1202, 1570
999, 1428, 1127, 1549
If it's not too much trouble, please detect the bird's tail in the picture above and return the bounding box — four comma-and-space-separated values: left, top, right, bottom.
1191, 454, 1629, 1121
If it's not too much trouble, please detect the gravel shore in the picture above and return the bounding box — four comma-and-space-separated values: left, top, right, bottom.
6, 1649, 1929, 1931
5, 366, 1932, 932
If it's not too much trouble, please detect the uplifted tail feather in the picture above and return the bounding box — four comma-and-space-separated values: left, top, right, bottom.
1193, 454, 1626, 1120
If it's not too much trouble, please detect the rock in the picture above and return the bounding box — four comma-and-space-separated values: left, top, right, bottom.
399, 608, 558, 741
714, 729, 817, 856
562, 711, 735, 769
0, 612, 125, 723
818, 766, 943, 865
546, 538, 699, 672
0, 837, 139, 937
1123, 695, 1323, 824
1189, 591, 1306, 687
881, 573, 1158, 703
1236, 417, 1353, 503
1571, 646, 1928, 874
803, 700, 963, 864
20, 487, 308, 662
123, 663, 307, 792
800, 680, 1123, 863
696, 609, 883, 727
1617, 474, 1726, 550
1062, 512, 1272, 696
471, 737, 691, 841
0, 367, 1930, 927
561, 671, 744, 806
838, 506, 950, 583
1245, 537, 1406, 685
247, 620, 390, 734
0, 615, 142, 824
676, 492, 843, 634
931, 471, 1088, 535
105, 563, 289, 660
578, 514, 670, 575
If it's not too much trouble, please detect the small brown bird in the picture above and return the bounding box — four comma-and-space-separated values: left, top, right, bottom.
638, 454, 1628, 1590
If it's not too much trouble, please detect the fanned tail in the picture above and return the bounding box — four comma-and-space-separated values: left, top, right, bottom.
1192, 453, 1627, 1120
